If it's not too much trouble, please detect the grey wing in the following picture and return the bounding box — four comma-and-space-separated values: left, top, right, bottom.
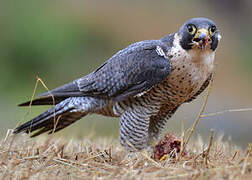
186, 73, 212, 103
76, 42, 171, 101
19, 40, 171, 106
18, 81, 82, 106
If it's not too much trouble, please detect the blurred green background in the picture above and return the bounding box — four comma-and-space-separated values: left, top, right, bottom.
1, 0, 252, 148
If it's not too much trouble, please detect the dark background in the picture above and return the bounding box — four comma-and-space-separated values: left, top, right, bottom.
1, 0, 252, 148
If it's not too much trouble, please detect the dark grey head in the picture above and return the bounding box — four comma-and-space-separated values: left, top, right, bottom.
178, 17, 221, 51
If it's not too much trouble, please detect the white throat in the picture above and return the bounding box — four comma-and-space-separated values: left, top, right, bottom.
171, 33, 215, 71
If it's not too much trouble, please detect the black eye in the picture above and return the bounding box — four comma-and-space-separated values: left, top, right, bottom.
209, 26, 216, 36
187, 24, 197, 35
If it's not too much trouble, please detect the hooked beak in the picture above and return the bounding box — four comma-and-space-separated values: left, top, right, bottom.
192, 28, 211, 49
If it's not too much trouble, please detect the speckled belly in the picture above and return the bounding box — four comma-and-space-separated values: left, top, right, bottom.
110, 63, 210, 117
144, 61, 209, 109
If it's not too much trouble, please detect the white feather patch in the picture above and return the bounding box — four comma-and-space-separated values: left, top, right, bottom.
156, 46, 168, 59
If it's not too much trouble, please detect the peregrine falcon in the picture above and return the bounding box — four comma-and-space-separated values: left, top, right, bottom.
14, 17, 221, 151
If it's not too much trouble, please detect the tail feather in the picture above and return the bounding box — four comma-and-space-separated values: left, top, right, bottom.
14, 103, 73, 135
15, 97, 103, 137
14, 98, 84, 136
30, 111, 85, 137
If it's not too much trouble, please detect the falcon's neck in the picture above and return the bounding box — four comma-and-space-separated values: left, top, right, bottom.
168, 33, 215, 74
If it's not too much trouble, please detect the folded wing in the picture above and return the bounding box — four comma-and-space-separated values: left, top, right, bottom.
19, 40, 171, 106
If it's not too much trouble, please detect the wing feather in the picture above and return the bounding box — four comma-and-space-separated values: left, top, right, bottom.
77, 41, 171, 101
19, 40, 172, 106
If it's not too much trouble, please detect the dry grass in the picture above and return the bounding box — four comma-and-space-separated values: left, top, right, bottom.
0, 132, 252, 180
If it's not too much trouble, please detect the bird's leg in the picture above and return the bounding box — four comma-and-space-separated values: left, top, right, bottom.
148, 107, 178, 147
119, 108, 150, 152
148, 118, 168, 147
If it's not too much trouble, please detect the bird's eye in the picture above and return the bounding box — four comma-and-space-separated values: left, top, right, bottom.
187, 24, 197, 35
209, 26, 216, 36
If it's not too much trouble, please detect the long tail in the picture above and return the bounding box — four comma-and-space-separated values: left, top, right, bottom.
14, 97, 97, 137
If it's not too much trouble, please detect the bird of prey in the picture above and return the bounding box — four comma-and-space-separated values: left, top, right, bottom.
14, 17, 221, 151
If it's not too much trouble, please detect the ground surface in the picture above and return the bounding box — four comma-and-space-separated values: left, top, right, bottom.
0, 131, 252, 180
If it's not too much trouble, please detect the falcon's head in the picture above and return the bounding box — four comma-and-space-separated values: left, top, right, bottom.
178, 17, 221, 51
